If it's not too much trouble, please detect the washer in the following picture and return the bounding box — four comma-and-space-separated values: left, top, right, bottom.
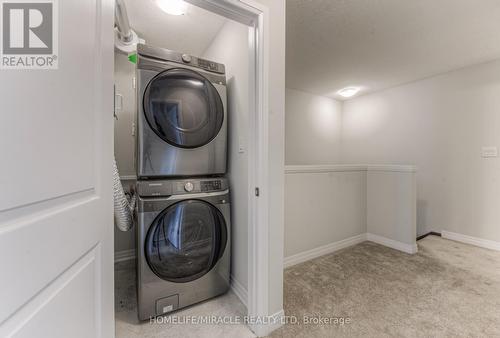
136, 177, 230, 320
136, 43, 227, 178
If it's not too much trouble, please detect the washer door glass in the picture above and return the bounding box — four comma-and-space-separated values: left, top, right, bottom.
143, 68, 224, 149
145, 200, 227, 283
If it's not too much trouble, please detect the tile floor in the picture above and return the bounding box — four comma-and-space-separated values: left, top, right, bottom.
114, 260, 255, 338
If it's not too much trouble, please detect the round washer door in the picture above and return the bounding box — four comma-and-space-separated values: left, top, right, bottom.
143, 68, 224, 149
145, 199, 227, 283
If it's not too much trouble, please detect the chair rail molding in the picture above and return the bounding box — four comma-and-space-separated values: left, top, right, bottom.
285, 164, 417, 174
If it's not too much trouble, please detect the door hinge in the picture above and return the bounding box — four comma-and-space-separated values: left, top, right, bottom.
255, 187, 260, 197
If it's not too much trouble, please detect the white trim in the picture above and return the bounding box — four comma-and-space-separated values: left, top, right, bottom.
184, 0, 258, 26
250, 309, 285, 338
283, 233, 419, 269
247, 4, 271, 336
366, 233, 418, 254
442, 231, 500, 251
285, 165, 366, 174
366, 165, 417, 173
285, 164, 417, 174
114, 249, 135, 263
284, 234, 367, 268
230, 275, 248, 307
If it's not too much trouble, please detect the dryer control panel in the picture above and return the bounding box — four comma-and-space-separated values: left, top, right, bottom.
138, 43, 226, 75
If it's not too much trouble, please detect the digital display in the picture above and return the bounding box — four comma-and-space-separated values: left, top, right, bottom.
197, 58, 218, 71
201, 180, 222, 192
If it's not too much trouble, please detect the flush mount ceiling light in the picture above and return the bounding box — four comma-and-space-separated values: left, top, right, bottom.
154, 0, 188, 15
337, 87, 360, 98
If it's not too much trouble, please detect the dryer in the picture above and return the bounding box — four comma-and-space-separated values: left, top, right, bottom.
136, 177, 230, 320
136, 43, 227, 178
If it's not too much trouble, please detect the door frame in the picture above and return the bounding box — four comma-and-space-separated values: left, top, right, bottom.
184, 0, 272, 335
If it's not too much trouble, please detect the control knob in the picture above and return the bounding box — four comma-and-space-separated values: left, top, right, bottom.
184, 182, 194, 192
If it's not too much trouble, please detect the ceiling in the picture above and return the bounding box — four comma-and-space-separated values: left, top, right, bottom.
123, 0, 227, 56
286, 0, 500, 100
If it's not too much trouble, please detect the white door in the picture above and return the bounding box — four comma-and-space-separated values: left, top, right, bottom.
0, 0, 114, 337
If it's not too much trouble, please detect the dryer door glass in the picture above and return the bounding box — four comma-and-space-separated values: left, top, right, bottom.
143, 68, 224, 149
145, 200, 227, 283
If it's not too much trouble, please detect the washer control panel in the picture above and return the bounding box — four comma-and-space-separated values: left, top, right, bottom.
137, 178, 228, 197
201, 180, 222, 192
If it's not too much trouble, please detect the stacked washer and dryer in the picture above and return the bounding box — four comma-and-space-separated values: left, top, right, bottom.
135, 44, 231, 320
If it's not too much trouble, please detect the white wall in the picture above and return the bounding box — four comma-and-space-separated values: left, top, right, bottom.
202, 20, 250, 301
114, 53, 136, 254
285, 88, 343, 164
285, 165, 417, 263
285, 169, 366, 257
366, 168, 417, 250
114, 53, 136, 178
284, 60, 500, 262
342, 59, 500, 241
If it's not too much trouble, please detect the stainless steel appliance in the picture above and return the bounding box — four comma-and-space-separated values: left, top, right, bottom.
136, 44, 227, 178
136, 177, 231, 320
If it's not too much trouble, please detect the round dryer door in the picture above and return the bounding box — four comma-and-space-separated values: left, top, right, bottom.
145, 200, 227, 283
143, 68, 224, 149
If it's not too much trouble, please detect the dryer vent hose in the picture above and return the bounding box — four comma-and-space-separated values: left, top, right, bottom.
113, 159, 136, 232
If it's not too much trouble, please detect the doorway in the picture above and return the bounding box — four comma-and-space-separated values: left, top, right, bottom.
113, 0, 276, 336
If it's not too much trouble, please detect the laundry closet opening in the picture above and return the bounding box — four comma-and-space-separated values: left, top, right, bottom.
113, 0, 254, 333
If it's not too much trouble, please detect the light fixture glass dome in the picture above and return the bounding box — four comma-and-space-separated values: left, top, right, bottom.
337, 87, 360, 98
154, 0, 188, 16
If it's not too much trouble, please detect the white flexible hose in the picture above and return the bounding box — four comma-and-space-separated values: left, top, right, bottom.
115, 0, 133, 43
113, 158, 135, 232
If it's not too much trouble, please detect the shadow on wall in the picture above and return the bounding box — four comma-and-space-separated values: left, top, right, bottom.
226, 76, 237, 162
417, 199, 428, 236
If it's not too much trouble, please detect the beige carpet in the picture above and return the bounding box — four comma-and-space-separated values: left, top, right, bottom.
269, 236, 500, 338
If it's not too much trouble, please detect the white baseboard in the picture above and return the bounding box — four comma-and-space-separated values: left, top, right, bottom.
114, 249, 136, 263
249, 309, 285, 337
366, 233, 418, 254
284, 233, 367, 268
442, 231, 500, 251
284, 233, 418, 268
230, 275, 248, 307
